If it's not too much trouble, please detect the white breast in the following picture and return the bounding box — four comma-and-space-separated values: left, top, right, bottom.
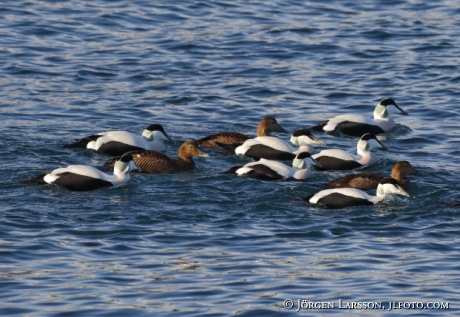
357, 152, 377, 166
373, 118, 395, 132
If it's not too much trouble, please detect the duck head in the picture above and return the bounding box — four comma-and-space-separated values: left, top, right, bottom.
293, 151, 322, 169
374, 98, 408, 119
357, 133, 388, 152
142, 124, 171, 141
290, 128, 326, 146
114, 154, 136, 174
257, 117, 288, 136
376, 177, 410, 197
178, 141, 210, 160
392, 161, 421, 178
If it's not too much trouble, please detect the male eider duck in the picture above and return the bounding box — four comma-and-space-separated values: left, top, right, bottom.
222, 152, 321, 180
104, 141, 209, 174
304, 177, 410, 209
289, 128, 326, 153
19, 154, 135, 191
325, 161, 420, 190
216, 122, 325, 161
194, 117, 287, 149
311, 98, 408, 137
312, 133, 387, 171
64, 124, 171, 156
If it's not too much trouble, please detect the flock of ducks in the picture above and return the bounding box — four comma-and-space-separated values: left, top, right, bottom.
21, 98, 423, 209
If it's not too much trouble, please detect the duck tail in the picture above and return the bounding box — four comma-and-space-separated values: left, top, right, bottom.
309, 120, 328, 132
220, 165, 244, 174
103, 157, 121, 169
63, 135, 100, 148
214, 142, 242, 153
18, 172, 49, 184
301, 194, 315, 202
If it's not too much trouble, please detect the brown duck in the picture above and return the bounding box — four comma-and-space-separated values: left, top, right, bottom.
194, 117, 288, 149
325, 161, 421, 190
104, 141, 209, 174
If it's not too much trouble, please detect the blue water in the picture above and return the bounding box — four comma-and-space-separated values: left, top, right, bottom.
1, 1, 460, 316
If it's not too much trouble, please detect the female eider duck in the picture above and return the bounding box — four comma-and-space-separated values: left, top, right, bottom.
325, 161, 420, 190
104, 141, 209, 174
19, 154, 135, 191
194, 117, 287, 149
64, 124, 171, 156
304, 177, 410, 209
222, 152, 321, 181
312, 133, 387, 171
311, 98, 408, 137
216, 123, 325, 161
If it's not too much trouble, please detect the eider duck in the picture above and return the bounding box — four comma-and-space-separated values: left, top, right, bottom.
220, 141, 318, 161
104, 141, 209, 174
194, 117, 287, 149
216, 123, 325, 161
64, 124, 171, 156
304, 177, 410, 209
311, 98, 408, 137
19, 154, 135, 191
325, 161, 420, 190
289, 128, 326, 153
222, 152, 321, 180
312, 133, 387, 171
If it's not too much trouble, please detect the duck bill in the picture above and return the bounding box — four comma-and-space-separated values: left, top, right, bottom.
198, 152, 210, 158
394, 103, 408, 115
309, 135, 326, 145
129, 160, 140, 171
397, 185, 410, 197
302, 156, 322, 168
163, 131, 172, 141
275, 125, 289, 134
291, 132, 326, 146
377, 139, 388, 151
311, 158, 322, 168
408, 166, 422, 175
